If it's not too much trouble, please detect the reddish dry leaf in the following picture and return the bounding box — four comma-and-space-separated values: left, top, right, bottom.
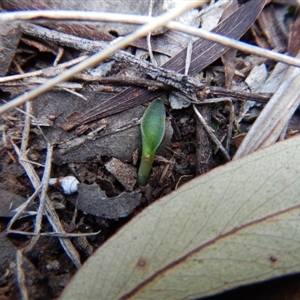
220, 0, 239, 89
288, 10, 300, 56
21, 37, 58, 55
256, 3, 287, 52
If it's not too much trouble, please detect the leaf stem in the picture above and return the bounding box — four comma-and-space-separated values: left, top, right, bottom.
138, 156, 154, 186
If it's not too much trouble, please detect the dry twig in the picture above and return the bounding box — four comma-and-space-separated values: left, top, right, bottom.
12, 142, 82, 268
16, 250, 28, 300
0, 55, 88, 83
0, 2, 203, 114
6, 186, 42, 232
234, 52, 300, 159
0, 8, 299, 65
34, 143, 53, 236
20, 102, 31, 152
147, 0, 158, 67
193, 105, 231, 161
201, 97, 234, 153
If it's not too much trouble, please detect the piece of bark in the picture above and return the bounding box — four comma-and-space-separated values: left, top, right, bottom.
259, 62, 288, 94
32, 91, 145, 163
0, 162, 28, 197
0, 22, 21, 76
0, 188, 33, 218
245, 64, 268, 93
76, 183, 141, 219
105, 158, 137, 191
54, 117, 173, 165
21, 36, 58, 55
31, 89, 172, 164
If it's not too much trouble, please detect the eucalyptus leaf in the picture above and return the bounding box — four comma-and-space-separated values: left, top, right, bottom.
61, 136, 300, 300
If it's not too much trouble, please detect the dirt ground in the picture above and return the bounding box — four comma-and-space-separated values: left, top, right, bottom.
1, 0, 300, 299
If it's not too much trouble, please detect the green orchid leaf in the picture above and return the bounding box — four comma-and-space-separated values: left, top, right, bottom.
141, 99, 165, 156
138, 99, 165, 185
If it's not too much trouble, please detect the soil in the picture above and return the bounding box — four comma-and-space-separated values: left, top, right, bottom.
1, 2, 300, 299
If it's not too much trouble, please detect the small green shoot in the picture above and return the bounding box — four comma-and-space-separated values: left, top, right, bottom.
138, 98, 165, 185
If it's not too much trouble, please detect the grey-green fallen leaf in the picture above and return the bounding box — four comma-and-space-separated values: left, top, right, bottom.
60, 136, 300, 300
138, 98, 165, 185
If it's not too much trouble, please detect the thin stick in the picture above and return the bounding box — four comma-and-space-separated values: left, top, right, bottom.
22, 146, 53, 253
19, 159, 45, 167
193, 105, 230, 161
279, 122, 289, 141
0, 9, 209, 23
53, 47, 64, 66
147, 0, 157, 67
8, 230, 101, 237
16, 250, 28, 300
0, 8, 299, 67
185, 40, 193, 76
16, 23, 273, 103
0, 2, 202, 114
200, 97, 234, 152
6, 186, 42, 232
62, 88, 88, 101
166, 22, 300, 67
34, 143, 53, 235
0, 55, 88, 83
22, 77, 82, 89
175, 175, 193, 190
21, 101, 32, 152
1, 99, 49, 143
12, 142, 81, 268
233, 54, 300, 159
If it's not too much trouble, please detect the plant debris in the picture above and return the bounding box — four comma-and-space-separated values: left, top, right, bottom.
76, 183, 141, 219
0, 0, 300, 299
